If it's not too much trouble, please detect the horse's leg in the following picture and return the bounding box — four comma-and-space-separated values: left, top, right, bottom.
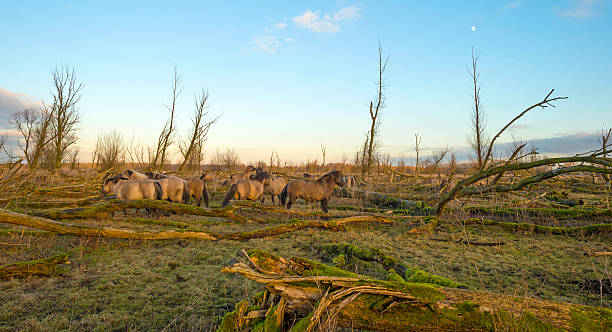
271, 195, 275, 205
286, 195, 295, 209
261, 194, 265, 204
321, 198, 328, 213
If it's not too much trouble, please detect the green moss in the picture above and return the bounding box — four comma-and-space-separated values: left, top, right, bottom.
263, 303, 282, 332
465, 206, 612, 220
288, 312, 312, 332
404, 267, 467, 288
332, 254, 346, 269
570, 307, 612, 332
386, 269, 406, 283
215, 300, 247, 332
463, 218, 611, 236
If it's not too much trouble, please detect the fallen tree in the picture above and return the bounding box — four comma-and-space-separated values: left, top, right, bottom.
0, 209, 394, 242
218, 250, 612, 331
0, 252, 69, 279
16, 199, 251, 223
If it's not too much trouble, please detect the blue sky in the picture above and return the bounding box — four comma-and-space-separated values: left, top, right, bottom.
1, 1, 610, 164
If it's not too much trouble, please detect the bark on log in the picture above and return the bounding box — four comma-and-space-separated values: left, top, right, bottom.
218, 250, 612, 331
0, 252, 69, 279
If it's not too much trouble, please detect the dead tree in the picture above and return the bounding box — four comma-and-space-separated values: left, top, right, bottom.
600, 127, 611, 209
178, 90, 217, 172
365, 42, 389, 176
10, 107, 55, 169
467, 48, 488, 170
432, 89, 574, 213
48, 66, 83, 171
320, 140, 327, 169
480, 89, 567, 172
152, 67, 182, 169
414, 133, 422, 177
93, 130, 125, 171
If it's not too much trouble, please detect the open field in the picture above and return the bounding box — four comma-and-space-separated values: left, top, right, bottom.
0, 168, 610, 331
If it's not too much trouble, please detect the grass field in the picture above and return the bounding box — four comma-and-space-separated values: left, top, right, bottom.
0, 170, 610, 331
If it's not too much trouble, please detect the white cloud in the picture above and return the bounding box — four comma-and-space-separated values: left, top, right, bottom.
556, 0, 603, 19
333, 5, 362, 21
275, 22, 287, 29
293, 5, 362, 33
284, 37, 295, 42
249, 35, 280, 54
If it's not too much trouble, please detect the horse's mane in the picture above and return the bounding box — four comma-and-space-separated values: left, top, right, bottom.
252, 171, 270, 182
316, 170, 341, 184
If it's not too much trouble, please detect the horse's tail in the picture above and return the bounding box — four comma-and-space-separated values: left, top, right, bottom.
280, 184, 288, 207
182, 182, 191, 204
222, 184, 238, 207
154, 181, 163, 200
202, 182, 210, 208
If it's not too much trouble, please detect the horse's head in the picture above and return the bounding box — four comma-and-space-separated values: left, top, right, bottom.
102, 175, 127, 194
245, 165, 256, 173
253, 171, 270, 184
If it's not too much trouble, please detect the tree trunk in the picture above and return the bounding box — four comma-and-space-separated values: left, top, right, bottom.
218, 250, 612, 331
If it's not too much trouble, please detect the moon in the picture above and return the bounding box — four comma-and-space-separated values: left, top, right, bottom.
472, 26, 476, 31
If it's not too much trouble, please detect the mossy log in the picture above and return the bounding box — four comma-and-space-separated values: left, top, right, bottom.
460, 217, 611, 236
0, 252, 69, 279
6, 195, 115, 209
218, 250, 612, 331
0, 209, 392, 242
19, 199, 251, 223
0, 209, 218, 240
217, 216, 393, 241
334, 188, 428, 212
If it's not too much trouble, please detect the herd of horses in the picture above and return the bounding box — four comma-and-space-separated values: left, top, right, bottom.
101, 167, 356, 213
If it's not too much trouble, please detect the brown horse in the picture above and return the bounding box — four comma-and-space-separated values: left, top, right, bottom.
250, 171, 286, 205
223, 165, 257, 185
280, 170, 343, 212
145, 171, 168, 179
185, 178, 209, 207
221, 171, 269, 207
199, 172, 216, 183
157, 176, 190, 204
121, 169, 149, 180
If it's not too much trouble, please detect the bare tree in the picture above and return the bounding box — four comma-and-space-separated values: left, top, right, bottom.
48, 65, 83, 171
67, 147, 79, 170
320, 140, 327, 169
414, 133, 422, 176
10, 107, 55, 169
210, 148, 240, 169
365, 42, 389, 176
600, 127, 611, 209
152, 67, 182, 169
466, 48, 488, 170
178, 90, 217, 172
93, 130, 125, 171
429, 147, 449, 175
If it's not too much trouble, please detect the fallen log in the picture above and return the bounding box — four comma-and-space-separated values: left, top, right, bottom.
0, 252, 69, 279
0, 209, 393, 242
0, 209, 218, 240
217, 216, 393, 241
17, 199, 251, 223
218, 250, 612, 331
460, 218, 612, 236
334, 188, 429, 213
